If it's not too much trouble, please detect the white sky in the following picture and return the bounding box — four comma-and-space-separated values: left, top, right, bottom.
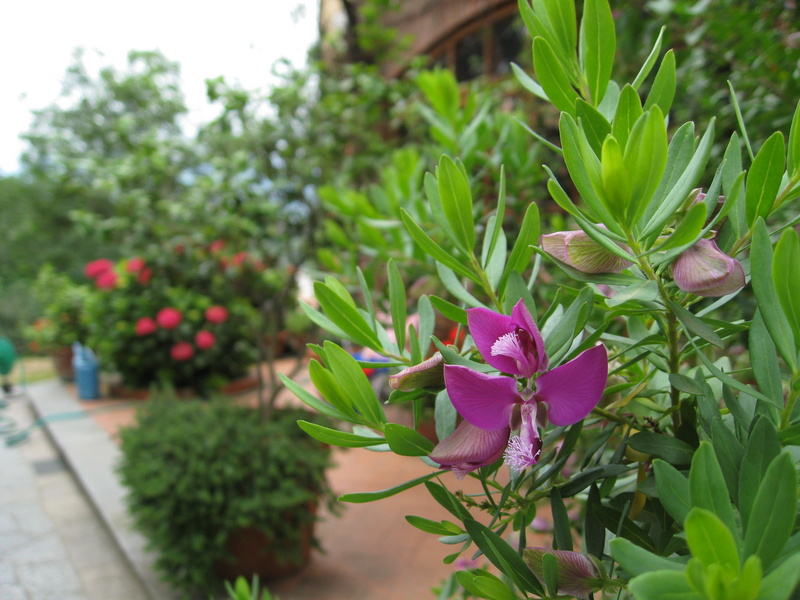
0, 0, 318, 175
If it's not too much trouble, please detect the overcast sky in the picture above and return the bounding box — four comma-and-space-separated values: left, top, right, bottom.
0, 0, 318, 174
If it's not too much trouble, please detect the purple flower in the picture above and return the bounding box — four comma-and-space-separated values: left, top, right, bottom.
542, 229, 633, 274
671, 238, 745, 297
428, 300, 608, 476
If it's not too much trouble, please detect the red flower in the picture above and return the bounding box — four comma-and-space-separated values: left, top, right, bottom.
85, 259, 114, 279
135, 317, 157, 336
209, 239, 225, 253
205, 306, 228, 324
170, 341, 194, 361
126, 257, 145, 273
137, 267, 152, 285
232, 252, 248, 266
95, 270, 118, 290
195, 330, 216, 350
156, 307, 182, 329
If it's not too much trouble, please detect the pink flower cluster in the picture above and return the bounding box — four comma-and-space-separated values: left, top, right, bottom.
84, 257, 152, 289
134, 306, 229, 362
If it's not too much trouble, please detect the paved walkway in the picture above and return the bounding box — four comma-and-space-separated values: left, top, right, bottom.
0, 389, 148, 600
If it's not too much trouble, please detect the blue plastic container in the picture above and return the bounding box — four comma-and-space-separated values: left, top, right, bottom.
72, 343, 99, 400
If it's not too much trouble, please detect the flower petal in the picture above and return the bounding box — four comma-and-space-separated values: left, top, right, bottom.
536, 345, 608, 426
389, 352, 444, 391
523, 548, 603, 599
671, 239, 746, 297
466, 307, 518, 374
428, 420, 510, 478
510, 299, 547, 373
444, 364, 519, 431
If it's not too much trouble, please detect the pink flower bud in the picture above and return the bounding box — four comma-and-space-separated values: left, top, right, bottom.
126, 257, 145, 273
157, 307, 183, 329
523, 548, 605, 599
135, 317, 157, 336
388, 352, 444, 391
542, 229, 632, 274
671, 239, 745, 297
195, 330, 215, 350
95, 270, 118, 290
170, 341, 194, 361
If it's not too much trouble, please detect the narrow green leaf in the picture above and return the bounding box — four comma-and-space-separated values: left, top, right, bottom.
631, 26, 666, 90
437, 155, 475, 251
542, 553, 560, 598
386, 260, 407, 352
426, 481, 472, 521
308, 359, 358, 418
612, 84, 643, 149
474, 574, 519, 600
773, 228, 800, 346
429, 295, 467, 326
779, 422, 800, 446
315, 282, 382, 349
689, 442, 738, 538
743, 452, 798, 569
464, 520, 545, 595
757, 553, 800, 600
405, 515, 462, 536
610, 538, 685, 578
324, 342, 387, 425
340, 471, 442, 503
625, 106, 668, 225
668, 301, 724, 348
483, 165, 506, 270
297, 421, 385, 448
400, 209, 482, 285
629, 432, 695, 466
751, 219, 796, 369
543, 286, 594, 360
580, 0, 615, 106
643, 50, 676, 114
279, 373, 351, 422
629, 570, 704, 600
668, 373, 706, 396
500, 201, 539, 292
711, 419, 745, 502
749, 310, 785, 409
576, 98, 612, 155
788, 100, 800, 178
533, 36, 578, 115
595, 506, 655, 551
543, 0, 577, 65
384, 423, 435, 457
601, 134, 631, 220
653, 202, 707, 252
550, 487, 572, 551
746, 132, 785, 227
653, 459, 692, 523
512, 61, 548, 101
436, 263, 486, 309
641, 121, 695, 230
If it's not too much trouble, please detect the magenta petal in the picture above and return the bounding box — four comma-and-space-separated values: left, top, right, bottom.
510, 299, 547, 372
466, 307, 519, 375
429, 420, 510, 478
444, 364, 519, 431
536, 345, 608, 426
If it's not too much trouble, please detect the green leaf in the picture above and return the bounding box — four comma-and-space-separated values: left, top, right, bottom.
773, 228, 800, 347
339, 471, 442, 503
669, 373, 706, 396
746, 132, 785, 227
625, 106, 668, 225
387, 260, 407, 353
429, 295, 467, 326
629, 570, 704, 600
400, 209, 482, 285
405, 515, 462, 536
500, 201, 540, 292
512, 61, 548, 101
550, 487, 573, 551
297, 421, 385, 448
482, 165, 506, 270
653, 201, 707, 252
757, 553, 800, 600
559, 464, 632, 497
576, 98, 612, 155
314, 282, 382, 350
383, 423, 435, 456
437, 155, 475, 251
579, 0, 615, 106
779, 422, 800, 446
543, 0, 577, 66
628, 432, 695, 466
668, 301, 724, 348
610, 538, 685, 577
788, 100, 800, 179
308, 359, 359, 419
278, 372, 351, 422
474, 574, 519, 600
711, 419, 745, 502
631, 26, 666, 90
601, 134, 631, 220
464, 519, 545, 595
749, 310, 785, 409
595, 505, 656, 551
542, 553, 560, 598
684, 508, 739, 571
533, 36, 578, 115
543, 285, 594, 361
743, 452, 798, 569
612, 84, 643, 149
653, 459, 692, 524
436, 262, 486, 309
689, 442, 738, 539
426, 481, 472, 521
750, 219, 796, 369
643, 50, 676, 114
324, 342, 386, 426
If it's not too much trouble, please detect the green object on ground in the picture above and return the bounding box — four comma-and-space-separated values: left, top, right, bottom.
0, 337, 16, 375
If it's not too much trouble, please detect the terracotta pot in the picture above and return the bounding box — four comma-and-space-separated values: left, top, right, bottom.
49, 346, 75, 381
214, 510, 316, 582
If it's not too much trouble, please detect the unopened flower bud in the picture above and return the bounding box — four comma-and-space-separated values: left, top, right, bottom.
671, 239, 745, 297
389, 352, 444, 391
542, 229, 632, 274
523, 548, 605, 599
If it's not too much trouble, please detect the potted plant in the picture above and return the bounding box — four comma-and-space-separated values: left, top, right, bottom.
25, 265, 91, 381
117, 395, 335, 598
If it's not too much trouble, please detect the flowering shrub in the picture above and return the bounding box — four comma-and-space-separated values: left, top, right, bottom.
283, 1, 800, 599
82, 243, 285, 392
25, 265, 90, 352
